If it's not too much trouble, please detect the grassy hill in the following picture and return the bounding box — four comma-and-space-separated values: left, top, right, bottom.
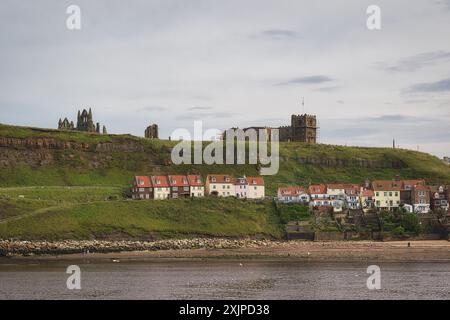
1, 123, 450, 194
0, 197, 284, 240
1, 123, 450, 241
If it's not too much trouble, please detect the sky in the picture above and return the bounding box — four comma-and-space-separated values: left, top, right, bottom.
0, 0, 449, 157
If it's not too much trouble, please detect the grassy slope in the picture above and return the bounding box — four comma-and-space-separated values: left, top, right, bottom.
1, 123, 450, 195
1, 123, 450, 240
0, 198, 284, 240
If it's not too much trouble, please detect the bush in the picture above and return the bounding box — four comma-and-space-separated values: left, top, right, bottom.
392, 226, 405, 238
277, 203, 311, 224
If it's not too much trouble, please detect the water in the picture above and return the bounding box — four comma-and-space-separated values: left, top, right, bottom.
0, 259, 449, 299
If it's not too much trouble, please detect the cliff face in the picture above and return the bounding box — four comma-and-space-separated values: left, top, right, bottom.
294, 156, 406, 169
1, 123, 450, 188
0, 136, 159, 169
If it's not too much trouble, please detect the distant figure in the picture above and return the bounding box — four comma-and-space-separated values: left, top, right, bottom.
407, 242, 411, 248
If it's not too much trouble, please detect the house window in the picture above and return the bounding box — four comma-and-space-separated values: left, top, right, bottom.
376, 192, 379, 197
184, 187, 189, 191
173, 186, 178, 191
389, 192, 392, 197
395, 192, 398, 197
213, 185, 216, 189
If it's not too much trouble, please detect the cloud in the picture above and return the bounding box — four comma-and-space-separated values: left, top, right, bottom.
314, 86, 340, 92
187, 106, 214, 111
259, 29, 301, 40
138, 106, 166, 112
178, 111, 237, 120
406, 77, 450, 93
276, 75, 334, 86
368, 115, 409, 122
380, 51, 450, 72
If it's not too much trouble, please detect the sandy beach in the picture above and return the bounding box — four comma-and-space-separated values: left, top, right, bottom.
2, 240, 450, 263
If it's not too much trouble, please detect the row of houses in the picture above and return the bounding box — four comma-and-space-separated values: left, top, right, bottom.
131, 174, 265, 200
277, 179, 450, 214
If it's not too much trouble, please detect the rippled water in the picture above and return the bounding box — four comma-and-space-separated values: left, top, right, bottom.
0, 259, 449, 299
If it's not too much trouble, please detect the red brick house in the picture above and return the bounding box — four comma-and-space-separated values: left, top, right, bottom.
429, 185, 449, 212
132, 176, 153, 200
168, 175, 190, 199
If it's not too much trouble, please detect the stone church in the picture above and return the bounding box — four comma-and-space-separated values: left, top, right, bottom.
58, 108, 107, 134
224, 113, 318, 143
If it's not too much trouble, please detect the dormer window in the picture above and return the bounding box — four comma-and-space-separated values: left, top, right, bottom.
211, 177, 216, 182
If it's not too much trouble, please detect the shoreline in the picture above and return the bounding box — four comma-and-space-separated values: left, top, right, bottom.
2, 239, 450, 263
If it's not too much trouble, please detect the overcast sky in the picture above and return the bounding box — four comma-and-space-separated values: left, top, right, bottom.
0, 0, 449, 157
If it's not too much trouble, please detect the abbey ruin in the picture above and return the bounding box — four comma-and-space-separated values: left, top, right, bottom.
58, 108, 107, 134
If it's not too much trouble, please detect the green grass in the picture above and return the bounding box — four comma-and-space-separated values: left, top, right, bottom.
0, 199, 52, 220
2, 123, 450, 196
0, 186, 124, 203
1, 123, 450, 241
0, 197, 284, 240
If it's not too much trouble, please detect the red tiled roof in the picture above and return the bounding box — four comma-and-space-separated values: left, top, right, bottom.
207, 174, 233, 184
278, 187, 307, 196
413, 185, 428, 191
187, 175, 203, 186
309, 184, 327, 194
361, 189, 374, 197
247, 177, 264, 186
326, 184, 347, 190
372, 180, 402, 191
168, 175, 189, 187
233, 177, 248, 186
151, 175, 170, 187
134, 176, 152, 188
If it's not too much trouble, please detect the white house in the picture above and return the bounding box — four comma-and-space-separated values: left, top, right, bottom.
309, 184, 329, 200
234, 176, 248, 198
187, 175, 205, 197
246, 177, 265, 199
277, 187, 309, 203
150, 175, 171, 199
205, 174, 233, 197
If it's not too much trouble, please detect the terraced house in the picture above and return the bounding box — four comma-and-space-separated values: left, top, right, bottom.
246, 177, 265, 199
187, 175, 204, 198
372, 180, 401, 210
205, 174, 233, 197
277, 178, 447, 214
132, 176, 153, 200
151, 175, 171, 200
168, 175, 190, 199
234, 176, 248, 198
277, 187, 310, 203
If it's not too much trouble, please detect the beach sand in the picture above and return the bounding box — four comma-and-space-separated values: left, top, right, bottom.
3, 240, 450, 263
